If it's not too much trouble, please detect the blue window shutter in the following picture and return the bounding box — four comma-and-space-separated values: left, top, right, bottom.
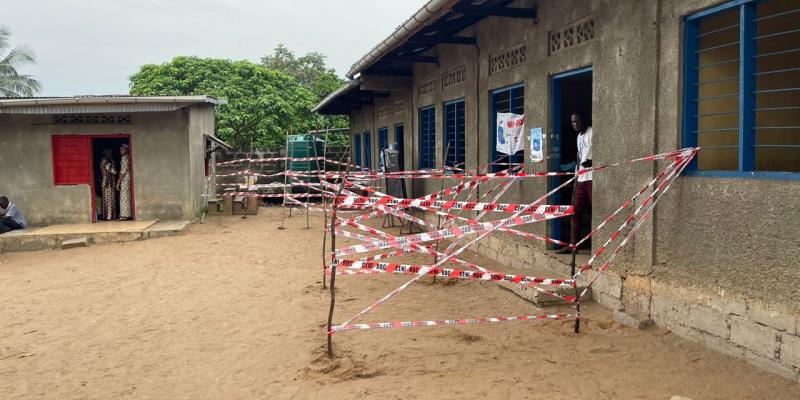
354, 134, 362, 166
444, 99, 466, 167
419, 107, 436, 169
395, 124, 405, 170
363, 131, 372, 170
490, 84, 524, 172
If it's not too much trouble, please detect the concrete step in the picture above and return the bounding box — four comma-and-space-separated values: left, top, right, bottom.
498, 280, 592, 306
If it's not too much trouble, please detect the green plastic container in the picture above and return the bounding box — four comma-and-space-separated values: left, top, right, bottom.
288, 134, 325, 183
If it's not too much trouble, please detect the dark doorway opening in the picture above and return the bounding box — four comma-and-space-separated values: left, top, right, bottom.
550, 67, 592, 249
91, 136, 134, 222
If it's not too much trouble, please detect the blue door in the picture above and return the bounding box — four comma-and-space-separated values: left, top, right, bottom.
550, 66, 593, 247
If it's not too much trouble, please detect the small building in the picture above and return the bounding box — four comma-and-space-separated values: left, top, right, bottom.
0, 95, 227, 225
315, 0, 800, 379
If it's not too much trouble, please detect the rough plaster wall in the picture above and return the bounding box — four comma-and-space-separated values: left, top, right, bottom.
0, 111, 196, 225
188, 104, 215, 217
0, 115, 91, 224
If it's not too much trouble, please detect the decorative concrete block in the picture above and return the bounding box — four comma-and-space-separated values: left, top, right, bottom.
688, 305, 730, 339
748, 305, 796, 334
730, 316, 779, 358
780, 333, 800, 369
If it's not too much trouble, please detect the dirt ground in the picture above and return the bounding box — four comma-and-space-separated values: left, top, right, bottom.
1, 208, 799, 400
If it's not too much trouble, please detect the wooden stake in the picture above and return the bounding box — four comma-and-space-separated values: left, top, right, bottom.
327, 159, 351, 358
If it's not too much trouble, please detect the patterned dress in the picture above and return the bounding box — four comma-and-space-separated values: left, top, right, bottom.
100, 157, 117, 220
119, 155, 132, 219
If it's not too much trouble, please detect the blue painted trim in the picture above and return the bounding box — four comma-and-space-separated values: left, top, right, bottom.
491, 82, 524, 95
552, 65, 593, 80
682, 16, 700, 171
685, 0, 753, 21
685, 170, 800, 181
739, 3, 756, 171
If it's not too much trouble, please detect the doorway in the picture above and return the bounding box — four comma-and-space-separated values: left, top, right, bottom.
549, 67, 592, 248
90, 136, 134, 222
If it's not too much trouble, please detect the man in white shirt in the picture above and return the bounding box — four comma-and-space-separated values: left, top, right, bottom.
556, 111, 592, 254
0, 196, 27, 234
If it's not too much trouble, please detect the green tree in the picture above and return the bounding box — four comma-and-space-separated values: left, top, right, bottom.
262, 45, 349, 143
129, 56, 320, 149
0, 25, 41, 97
261, 44, 343, 100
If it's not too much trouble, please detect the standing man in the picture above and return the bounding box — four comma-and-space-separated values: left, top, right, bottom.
557, 111, 592, 254
0, 196, 27, 234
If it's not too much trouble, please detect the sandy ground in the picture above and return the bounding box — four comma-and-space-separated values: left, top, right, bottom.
1, 207, 799, 400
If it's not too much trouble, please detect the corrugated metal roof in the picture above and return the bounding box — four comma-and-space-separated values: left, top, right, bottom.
0, 95, 226, 114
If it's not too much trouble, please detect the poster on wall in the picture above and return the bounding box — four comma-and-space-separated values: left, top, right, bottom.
529, 127, 544, 163
495, 113, 525, 155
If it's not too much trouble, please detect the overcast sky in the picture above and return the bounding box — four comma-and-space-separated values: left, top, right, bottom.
0, 0, 429, 96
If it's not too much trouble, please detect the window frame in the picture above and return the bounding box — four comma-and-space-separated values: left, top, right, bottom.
418, 106, 436, 169
353, 133, 362, 167
443, 98, 466, 168
490, 83, 525, 172
363, 130, 372, 170
682, 0, 800, 180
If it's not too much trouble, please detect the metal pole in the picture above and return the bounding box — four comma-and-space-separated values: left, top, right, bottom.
279, 131, 290, 230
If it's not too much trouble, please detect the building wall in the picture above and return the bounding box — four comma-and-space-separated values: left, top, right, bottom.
344, 0, 800, 379
188, 104, 216, 215
0, 107, 209, 225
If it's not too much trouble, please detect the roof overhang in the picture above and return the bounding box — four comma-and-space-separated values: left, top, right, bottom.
315, 0, 537, 115
0, 95, 227, 114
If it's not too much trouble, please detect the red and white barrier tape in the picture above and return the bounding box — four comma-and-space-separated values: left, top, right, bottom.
330, 313, 570, 333
330, 259, 573, 287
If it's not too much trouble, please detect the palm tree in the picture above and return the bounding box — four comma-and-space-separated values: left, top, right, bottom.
0, 25, 41, 97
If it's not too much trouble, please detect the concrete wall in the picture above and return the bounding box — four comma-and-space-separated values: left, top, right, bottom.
345, 0, 800, 380
0, 106, 213, 225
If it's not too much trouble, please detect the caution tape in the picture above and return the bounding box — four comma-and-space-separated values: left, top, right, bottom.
330, 313, 570, 333
334, 205, 572, 257
330, 259, 574, 287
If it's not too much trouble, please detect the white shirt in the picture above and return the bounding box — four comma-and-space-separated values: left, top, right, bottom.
2, 202, 27, 228
576, 126, 593, 182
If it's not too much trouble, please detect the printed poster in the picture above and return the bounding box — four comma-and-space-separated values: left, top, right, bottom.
495, 113, 525, 155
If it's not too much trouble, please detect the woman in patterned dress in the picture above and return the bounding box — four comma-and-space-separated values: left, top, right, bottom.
117, 144, 132, 220
100, 148, 117, 220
